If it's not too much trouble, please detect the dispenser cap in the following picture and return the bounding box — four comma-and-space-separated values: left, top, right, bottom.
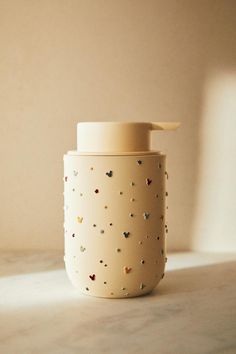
77, 122, 180, 154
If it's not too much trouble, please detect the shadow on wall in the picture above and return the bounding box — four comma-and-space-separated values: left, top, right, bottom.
169, 1, 236, 252
152, 2, 236, 252
191, 68, 236, 252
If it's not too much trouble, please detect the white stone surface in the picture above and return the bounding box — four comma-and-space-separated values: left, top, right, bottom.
0, 251, 236, 354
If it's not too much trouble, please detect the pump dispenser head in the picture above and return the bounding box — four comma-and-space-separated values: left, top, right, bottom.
77, 121, 180, 154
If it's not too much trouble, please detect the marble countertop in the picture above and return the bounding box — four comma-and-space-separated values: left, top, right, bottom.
0, 251, 236, 354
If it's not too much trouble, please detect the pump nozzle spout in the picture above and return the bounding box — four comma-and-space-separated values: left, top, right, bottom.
150, 122, 181, 131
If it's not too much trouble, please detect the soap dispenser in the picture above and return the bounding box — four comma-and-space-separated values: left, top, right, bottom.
64, 122, 180, 298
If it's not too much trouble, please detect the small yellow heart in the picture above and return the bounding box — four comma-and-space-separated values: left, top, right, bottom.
77, 216, 83, 223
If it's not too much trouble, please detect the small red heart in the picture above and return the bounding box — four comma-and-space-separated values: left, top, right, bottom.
146, 178, 152, 185
89, 274, 96, 281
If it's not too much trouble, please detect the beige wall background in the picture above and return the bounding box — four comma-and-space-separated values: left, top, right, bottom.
0, 0, 236, 251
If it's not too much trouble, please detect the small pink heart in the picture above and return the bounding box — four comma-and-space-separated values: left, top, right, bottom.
123, 266, 132, 274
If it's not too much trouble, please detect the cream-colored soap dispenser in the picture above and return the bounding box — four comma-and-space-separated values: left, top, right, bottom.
64, 122, 180, 298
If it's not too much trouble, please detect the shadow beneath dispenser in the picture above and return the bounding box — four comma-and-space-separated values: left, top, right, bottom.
149, 259, 236, 298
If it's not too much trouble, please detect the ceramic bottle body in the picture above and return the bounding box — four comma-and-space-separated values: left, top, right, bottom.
64, 152, 166, 298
